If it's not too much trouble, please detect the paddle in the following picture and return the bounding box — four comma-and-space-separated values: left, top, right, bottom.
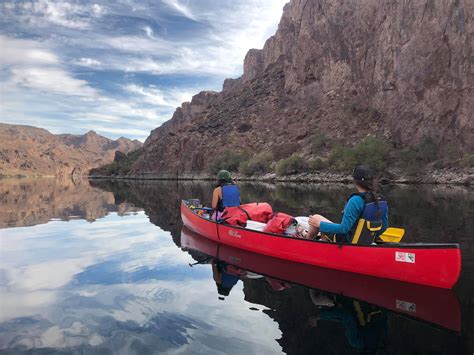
379, 227, 405, 243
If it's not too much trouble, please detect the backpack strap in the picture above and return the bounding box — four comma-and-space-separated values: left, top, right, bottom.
238, 206, 251, 221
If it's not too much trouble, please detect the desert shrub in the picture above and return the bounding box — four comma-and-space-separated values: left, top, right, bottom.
309, 157, 327, 171
208, 149, 249, 174
276, 154, 308, 175
458, 154, 474, 168
239, 153, 273, 175
344, 102, 381, 119
399, 136, 439, 175
311, 132, 331, 153
328, 137, 392, 172
343, 102, 365, 114
91, 149, 144, 176
272, 142, 301, 160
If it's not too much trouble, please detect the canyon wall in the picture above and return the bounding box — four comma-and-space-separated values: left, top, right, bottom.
132, 0, 473, 175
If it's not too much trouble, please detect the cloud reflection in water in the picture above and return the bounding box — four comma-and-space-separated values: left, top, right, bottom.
0, 212, 282, 353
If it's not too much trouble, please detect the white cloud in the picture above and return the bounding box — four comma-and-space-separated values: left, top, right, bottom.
1, 1, 105, 29
163, 0, 198, 21
105, 35, 170, 54
72, 1, 287, 77
142, 25, 154, 39
74, 57, 101, 67
10, 67, 98, 97
1, 36, 99, 98
125, 84, 194, 107
0, 35, 59, 66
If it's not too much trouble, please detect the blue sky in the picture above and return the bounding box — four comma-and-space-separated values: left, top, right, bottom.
0, 0, 287, 140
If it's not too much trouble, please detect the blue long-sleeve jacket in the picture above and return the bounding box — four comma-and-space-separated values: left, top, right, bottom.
319, 195, 388, 236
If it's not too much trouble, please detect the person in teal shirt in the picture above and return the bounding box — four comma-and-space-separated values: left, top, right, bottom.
307, 165, 388, 242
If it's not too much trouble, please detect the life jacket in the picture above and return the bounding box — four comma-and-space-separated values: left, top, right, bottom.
263, 212, 295, 235
346, 192, 388, 245
217, 184, 240, 212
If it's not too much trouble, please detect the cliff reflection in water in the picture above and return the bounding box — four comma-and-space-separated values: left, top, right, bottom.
0, 179, 472, 354
0, 178, 140, 228
91, 179, 474, 244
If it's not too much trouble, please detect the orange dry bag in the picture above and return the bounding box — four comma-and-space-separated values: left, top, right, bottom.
239, 203, 273, 223
221, 207, 248, 227
263, 212, 295, 234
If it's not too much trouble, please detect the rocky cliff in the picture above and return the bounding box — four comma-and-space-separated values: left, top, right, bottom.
0, 123, 142, 177
131, 0, 472, 175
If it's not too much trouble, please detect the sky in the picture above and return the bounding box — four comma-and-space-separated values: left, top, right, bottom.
0, 0, 288, 141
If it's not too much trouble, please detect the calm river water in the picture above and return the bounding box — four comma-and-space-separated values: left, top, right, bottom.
0, 178, 472, 354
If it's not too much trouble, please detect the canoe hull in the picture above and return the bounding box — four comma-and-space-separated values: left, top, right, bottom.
181, 201, 461, 289
181, 227, 461, 332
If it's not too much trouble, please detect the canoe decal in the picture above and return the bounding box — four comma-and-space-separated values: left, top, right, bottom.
396, 299, 417, 313
228, 229, 242, 238
396, 251, 416, 263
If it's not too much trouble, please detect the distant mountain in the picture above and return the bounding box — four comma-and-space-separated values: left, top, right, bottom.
0, 123, 142, 177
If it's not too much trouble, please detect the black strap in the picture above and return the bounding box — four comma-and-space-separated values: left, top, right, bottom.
238, 206, 251, 221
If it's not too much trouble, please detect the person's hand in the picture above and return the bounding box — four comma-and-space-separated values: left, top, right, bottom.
309, 214, 323, 228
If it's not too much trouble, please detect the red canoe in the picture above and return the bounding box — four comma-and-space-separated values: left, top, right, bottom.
181, 227, 461, 332
181, 201, 461, 289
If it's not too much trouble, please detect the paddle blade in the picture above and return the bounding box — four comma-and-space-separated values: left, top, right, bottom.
380, 227, 405, 243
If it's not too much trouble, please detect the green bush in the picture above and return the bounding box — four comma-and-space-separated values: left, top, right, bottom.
239, 153, 273, 175
344, 102, 381, 119
309, 157, 326, 171
208, 150, 249, 174
91, 149, 143, 176
328, 137, 392, 172
458, 154, 474, 168
272, 142, 301, 160
276, 154, 308, 175
399, 136, 439, 174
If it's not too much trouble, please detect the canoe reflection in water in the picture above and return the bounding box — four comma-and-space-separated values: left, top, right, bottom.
181, 226, 461, 347
212, 260, 291, 299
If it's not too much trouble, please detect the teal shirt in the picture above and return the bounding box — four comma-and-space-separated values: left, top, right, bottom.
319, 195, 388, 236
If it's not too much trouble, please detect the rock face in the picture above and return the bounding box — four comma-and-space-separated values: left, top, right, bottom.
133, 0, 473, 175
0, 123, 142, 177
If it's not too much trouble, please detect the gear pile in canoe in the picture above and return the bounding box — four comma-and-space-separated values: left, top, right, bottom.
181, 200, 461, 289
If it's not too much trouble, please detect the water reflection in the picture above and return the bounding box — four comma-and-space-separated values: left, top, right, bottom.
0, 179, 473, 354
0, 213, 281, 353
0, 178, 139, 228
181, 227, 461, 332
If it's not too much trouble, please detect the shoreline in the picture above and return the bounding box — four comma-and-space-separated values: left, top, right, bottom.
88, 170, 473, 186
2, 170, 472, 186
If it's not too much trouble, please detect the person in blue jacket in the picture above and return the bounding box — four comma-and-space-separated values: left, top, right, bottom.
307, 165, 388, 243
212, 170, 241, 212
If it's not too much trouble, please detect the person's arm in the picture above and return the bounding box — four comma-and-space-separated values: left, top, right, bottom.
211, 187, 221, 210
319, 196, 365, 235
